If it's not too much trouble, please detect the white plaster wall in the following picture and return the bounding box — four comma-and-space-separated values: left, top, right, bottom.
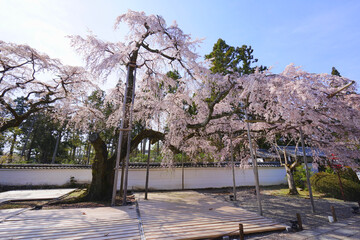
0, 167, 286, 189
127, 167, 286, 190
0, 169, 91, 186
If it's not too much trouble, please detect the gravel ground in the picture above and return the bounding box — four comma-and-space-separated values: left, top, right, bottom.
198, 187, 359, 239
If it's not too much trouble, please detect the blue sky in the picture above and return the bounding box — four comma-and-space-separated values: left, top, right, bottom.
1, 0, 359, 85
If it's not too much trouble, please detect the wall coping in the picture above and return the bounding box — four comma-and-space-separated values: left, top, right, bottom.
0, 162, 282, 169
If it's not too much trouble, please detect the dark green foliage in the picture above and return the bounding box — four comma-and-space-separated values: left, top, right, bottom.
20, 114, 58, 163
256, 136, 271, 149
14, 97, 28, 115
310, 172, 360, 201
331, 67, 341, 77
158, 70, 181, 96
205, 38, 266, 75
165, 70, 181, 94
339, 167, 360, 184
293, 164, 310, 190
87, 90, 113, 120
186, 101, 198, 116
323, 166, 360, 184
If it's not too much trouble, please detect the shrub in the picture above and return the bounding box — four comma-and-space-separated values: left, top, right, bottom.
323, 166, 360, 184
294, 164, 314, 190
339, 167, 360, 184
310, 172, 360, 201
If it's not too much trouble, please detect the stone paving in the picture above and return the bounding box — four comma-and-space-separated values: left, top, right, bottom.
199, 188, 360, 239
0, 188, 76, 203
278, 215, 360, 240
0, 189, 359, 239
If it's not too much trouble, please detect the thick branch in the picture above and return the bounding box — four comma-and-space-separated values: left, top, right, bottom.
186, 87, 234, 129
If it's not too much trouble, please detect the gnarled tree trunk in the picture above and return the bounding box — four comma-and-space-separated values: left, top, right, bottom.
85, 130, 165, 201
86, 133, 115, 201
285, 164, 299, 195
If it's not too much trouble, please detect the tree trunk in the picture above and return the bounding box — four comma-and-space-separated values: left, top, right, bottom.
86, 129, 164, 202
26, 133, 36, 162
156, 141, 160, 157
85, 133, 115, 201
285, 165, 299, 195
8, 133, 17, 163
140, 140, 143, 155
142, 138, 146, 155
86, 141, 91, 165
72, 146, 76, 162
51, 130, 62, 164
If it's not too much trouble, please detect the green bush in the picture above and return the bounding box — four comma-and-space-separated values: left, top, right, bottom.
323, 166, 360, 184
339, 167, 360, 184
310, 172, 360, 201
294, 165, 306, 189
293, 164, 314, 190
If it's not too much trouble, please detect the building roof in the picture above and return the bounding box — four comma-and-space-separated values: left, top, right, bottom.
256, 149, 279, 159
0, 162, 282, 169
276, 146, 326, 158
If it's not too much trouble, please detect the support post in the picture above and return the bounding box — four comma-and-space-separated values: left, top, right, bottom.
181, 153, 185, 190
296, 213, 303, 230
111, 66, 131, 206
230, 133, 237, 201
145, 138, 151, 200
122, 67, 137, 206
245, 109, 263, 216
331, 206, 337, 222
299, 127, 315, 213
239, 223, 244, 240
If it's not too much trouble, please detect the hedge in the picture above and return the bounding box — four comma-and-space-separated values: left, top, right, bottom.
310, 172, 360, 202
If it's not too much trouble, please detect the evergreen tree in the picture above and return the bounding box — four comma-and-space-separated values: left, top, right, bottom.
205, 38, 266, 75
331, 67, 341, 77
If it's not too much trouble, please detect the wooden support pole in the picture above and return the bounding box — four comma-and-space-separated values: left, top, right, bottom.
299, 127, 315, 213
239, 223, 244, 240
331, 206, 337, 222
145, 138, 151, 200
181, 153, 185, 190
111, 65, 131, 206
245, 109, 263, 216
230, 133, 237, 201
122, 67, 137, 206
327, 81, 355, 99
296, 213, 303, 230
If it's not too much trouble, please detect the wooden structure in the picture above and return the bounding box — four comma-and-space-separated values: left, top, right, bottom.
0, 191, 285, 239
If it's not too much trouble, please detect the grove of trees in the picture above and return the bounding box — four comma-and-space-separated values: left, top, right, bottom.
1, 10, 359, 202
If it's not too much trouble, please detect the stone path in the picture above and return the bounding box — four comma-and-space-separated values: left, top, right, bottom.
200, 188, 359, 228
0, 189, 76, 203
0, 206, 140, 239
0, 190, 285, 239
0, 189, 359, 239
199, 188, 360, 239
257, 215, 360, 240
291, 215, 360, 239
135, 191, 285, 239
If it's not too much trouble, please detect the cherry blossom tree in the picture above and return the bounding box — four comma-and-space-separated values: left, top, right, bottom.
69, 10, 201, 201
66, 10, 359, 203
0, 40, 95, 133
163, 63, 360, 195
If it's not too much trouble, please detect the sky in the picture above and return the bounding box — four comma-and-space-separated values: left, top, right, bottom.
1, 0, 360, 87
